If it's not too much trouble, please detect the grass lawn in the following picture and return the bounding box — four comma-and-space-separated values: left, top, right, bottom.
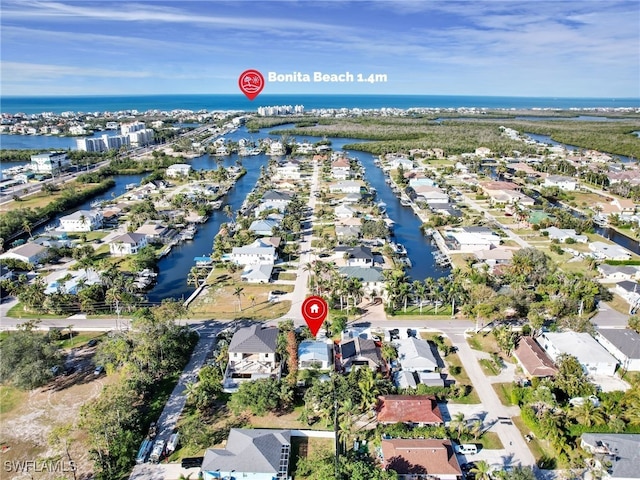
512, 415, 556, 466
292, 436, 335, 476
390, 305, 453, 317
188, 272, 294, 319
467, 332, 500, 354
275, 272, 298, 281
58, 331, 104, 349
492, 382, 516, 406
478, 431, 504, 450
0, 385, 26, 415
65, 231, 109, 242
0, 181, 100, 213
607, 293, 634, 315
479, 358, 501, 376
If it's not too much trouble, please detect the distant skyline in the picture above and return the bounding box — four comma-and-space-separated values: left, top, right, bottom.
1, 1, 639, 98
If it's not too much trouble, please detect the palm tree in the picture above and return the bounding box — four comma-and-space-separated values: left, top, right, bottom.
397, 282, 412, 313
470, 460, 492, 480
346, 277, 364, 313
413, 280, 427, 314
571, 401, 605, 427
22, 219, 33, 239
471, 419, 483, 440
233, 286, 244, 312
451, 412, 467, 439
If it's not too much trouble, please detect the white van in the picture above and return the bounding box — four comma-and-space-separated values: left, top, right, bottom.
455, 444, 478, 455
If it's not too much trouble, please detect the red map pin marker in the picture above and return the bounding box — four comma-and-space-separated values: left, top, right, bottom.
238, 69, 265, 101
301, 296, 328, 337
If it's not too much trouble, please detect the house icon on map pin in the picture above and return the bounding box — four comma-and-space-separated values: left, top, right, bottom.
310, 303, 319, 314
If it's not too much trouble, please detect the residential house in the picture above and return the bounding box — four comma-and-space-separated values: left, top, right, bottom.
395, 337, 439, 372
201, 428, 291, 480
539, 331, 618, 377
589, 242, 632, 261
223, 324, 280, 392
298, 340, 332, 370
614, 280, 640, 308
165, 163, 192, 178
580, 434, 640, 480
109, 233, 148, 256
381, 438, 462, 480
597, 264, 640, 282
44, 268, 102, 295
376, 395, 444, 426
474, 247, 514, 268
475, 147, 491, 157
413, 186, 449, 204
338, 336, 386, 373
334, 204, 356, 219
134, 221, 173, 243
335, 225, 361, 240
262, 190, 293, 206
59, 209, 104, 232
329, 181, 363, 194
513, 336, 558, 378
335, 245, 375, 268
331, 158, 351, 179
446, 227, 501, 253
274, 161, 301, 180
240, 264, 273, 284
338, 266, 385, 298
249, 219, 281, 236
596, 329, 640, 372
386, 156, 414, 170
342, 192, 362, 203
545, 175, 578, 191
408, 177, 437, 188
542, 227, 588, 243
0, 242, 48, 265
231, 240, 278, 265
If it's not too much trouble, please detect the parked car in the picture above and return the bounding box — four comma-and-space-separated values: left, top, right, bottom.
87, 338, 99, 347
181, 457, 203, 469
454, 444, 478, 455
93, 365, 105, 376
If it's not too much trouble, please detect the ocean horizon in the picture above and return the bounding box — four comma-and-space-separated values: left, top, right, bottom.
2, 94, 639, 115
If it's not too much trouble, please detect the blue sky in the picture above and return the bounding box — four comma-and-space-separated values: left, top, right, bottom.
1, 1, 638, 98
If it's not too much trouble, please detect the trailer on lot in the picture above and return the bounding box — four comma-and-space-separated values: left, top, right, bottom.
149, 439, 165, 464
135, 438, 153, 464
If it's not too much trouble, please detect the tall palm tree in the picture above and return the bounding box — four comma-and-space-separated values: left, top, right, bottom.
571, 401, 605, 427
346, 277, 364, 312
233, 286, 244, 312
397, 282, 412, 313
451, 412, 467, 439
413, 280, 427, 314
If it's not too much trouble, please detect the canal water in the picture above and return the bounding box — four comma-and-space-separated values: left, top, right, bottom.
280, 131, 449, 283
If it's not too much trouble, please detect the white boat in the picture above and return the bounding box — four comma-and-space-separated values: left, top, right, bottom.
400, 199, 411, 207
126, 183, 137, 190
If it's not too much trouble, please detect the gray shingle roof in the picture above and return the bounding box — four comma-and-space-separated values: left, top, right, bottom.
581, 434, 640, 479
229, 324, 278, 354
598, 329, 640, 359
202, 428, 291, 474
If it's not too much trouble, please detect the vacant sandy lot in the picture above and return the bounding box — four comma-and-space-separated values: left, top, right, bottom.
0, 345, 115, 480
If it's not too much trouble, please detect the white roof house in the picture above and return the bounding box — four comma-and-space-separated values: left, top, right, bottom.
231, 240, 277, 266
59, 209, 104, 232
334, 204, 356, 219
447, 232, 501, 252
543, 227, 588, 243
329, 181, 363, 194
395, 337, 439, 372
589, 242, 632, 261
538, 331, 618, 377
298, 340, 332, 370
240, 264, 273, 284
545, 175, 578, 191
165, 163, 192, 178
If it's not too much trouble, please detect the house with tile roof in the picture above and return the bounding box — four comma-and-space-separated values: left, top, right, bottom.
513, 336, 558, 378
381, 438, 462, 480
376, 395, 444, 426
201, 429, 291, 480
